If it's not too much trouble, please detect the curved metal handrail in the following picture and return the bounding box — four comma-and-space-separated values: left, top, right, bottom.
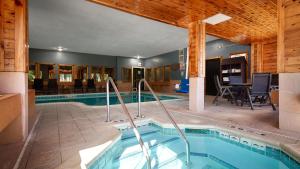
138, 79, 191, 166
106, 77, 151, 169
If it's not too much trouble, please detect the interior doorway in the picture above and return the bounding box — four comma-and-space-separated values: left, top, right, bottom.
132, 67, 145, 91
205, 57, 221, 96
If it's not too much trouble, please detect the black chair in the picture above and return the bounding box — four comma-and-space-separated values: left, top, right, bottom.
213, 75, 236, 105
74, 79, 84, 93
47, 79, 58, 94
243, 73, 276, 110
33, 79, 44, 94
87, 79, 96, 92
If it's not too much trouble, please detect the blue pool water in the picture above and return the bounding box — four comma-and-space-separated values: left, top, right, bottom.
36, 93, 179, 106
89, 124, 300, 169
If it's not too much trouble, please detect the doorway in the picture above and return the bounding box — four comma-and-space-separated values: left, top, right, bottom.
205, 58, 221, 96
132, 67, 145, 91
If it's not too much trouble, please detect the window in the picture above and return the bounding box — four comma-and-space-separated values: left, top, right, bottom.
28, 64, 36, 82
91, 66, 102, 82
155, 67, 164, 82
230, 52, 248, 61
77, 65, 88, 81
104, 67, 114, 81
40, 64, 55, 80
122, 68, 131, 82
146, 68, 154, 82
164, 65, 171, 82
59, 65, 73, 82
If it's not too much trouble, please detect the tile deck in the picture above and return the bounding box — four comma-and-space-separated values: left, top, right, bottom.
2, 95, 300, 169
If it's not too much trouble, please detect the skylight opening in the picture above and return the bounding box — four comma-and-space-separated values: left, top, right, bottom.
203, 13, 232, 25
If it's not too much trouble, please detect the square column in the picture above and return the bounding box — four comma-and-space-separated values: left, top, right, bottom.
277, 0, 300, 132
188, 21, 206, 112
0, 0, 29, 139
279, 73, 300, 132
189, 77, 205, 111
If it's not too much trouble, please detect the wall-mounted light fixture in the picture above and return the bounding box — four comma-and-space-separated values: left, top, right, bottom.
217, 44, 224, 49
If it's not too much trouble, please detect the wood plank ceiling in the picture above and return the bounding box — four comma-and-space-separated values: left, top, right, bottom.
89, 0, 277, 44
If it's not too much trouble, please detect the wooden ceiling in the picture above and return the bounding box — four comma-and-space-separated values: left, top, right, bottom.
89, 0, 277, 44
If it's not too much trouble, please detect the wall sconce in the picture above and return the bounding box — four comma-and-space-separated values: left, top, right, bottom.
217, 44, 224, 49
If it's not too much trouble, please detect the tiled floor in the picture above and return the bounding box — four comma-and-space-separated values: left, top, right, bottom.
3, 95, 300, 169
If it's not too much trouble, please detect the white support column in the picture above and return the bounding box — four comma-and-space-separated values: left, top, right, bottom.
189, 77, 205, 112
0, 72, 29, 139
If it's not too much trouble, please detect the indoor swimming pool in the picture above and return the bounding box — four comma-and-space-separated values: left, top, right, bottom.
88, 123, 300, 169
36, 93, 179, 105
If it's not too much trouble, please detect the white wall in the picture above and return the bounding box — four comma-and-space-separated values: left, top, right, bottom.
0, 72, 28, 139
279, 73, 300, 132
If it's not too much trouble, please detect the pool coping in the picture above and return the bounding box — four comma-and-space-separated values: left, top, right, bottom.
35, 92, 186, 106
35, 92, 186, 108
79, 119, 300, 169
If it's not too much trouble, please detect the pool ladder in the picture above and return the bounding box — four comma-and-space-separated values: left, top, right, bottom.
138, 79, 191, 167
105, 77, 152, 169
105, 77, 191, 168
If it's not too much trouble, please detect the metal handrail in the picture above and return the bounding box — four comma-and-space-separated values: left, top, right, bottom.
106, 77, 151, 169
138, 79, 191, 166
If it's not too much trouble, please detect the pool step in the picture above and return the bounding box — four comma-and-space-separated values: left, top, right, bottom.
115, 137, 180, 161
121, 126, 160, 140
111, 137, 183, 169
121, 131, 164, 148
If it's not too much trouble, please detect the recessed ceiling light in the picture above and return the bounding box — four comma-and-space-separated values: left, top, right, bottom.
137, 55, 141, 59
56, 46, 66, 52
203, 13, 232, 25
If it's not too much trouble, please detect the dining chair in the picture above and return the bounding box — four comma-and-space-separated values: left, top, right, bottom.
74, 79, 84, 93
48, 79, 58, 94
87, 79, 96, 92
33, 79, 44, 94
243, 73, 276, 110
213, 75, 236, 105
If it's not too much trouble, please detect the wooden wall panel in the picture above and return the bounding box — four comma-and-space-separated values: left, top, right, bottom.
251, 40, 277, 74
0, 0, 28, 72
251, 43, 263, 73
278, 0, 300, 73
262, 40, 277, 73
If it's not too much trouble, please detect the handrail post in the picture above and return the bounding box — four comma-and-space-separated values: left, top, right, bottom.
138, 80, 142, 117
138, 78, 191, 166
186, 141, 191, 166
106, 79, 111, 122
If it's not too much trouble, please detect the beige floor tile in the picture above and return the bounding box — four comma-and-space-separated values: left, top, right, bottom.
10, 95, 300, 169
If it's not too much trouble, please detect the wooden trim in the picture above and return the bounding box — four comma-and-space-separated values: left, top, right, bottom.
255, 43, 263, 73
206, 56, 223, 60
251, 43, 255, 75
188, 21, 206, 77
277, 0, 285, 73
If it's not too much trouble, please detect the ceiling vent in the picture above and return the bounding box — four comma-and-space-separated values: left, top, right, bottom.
203, 13, 232, 25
